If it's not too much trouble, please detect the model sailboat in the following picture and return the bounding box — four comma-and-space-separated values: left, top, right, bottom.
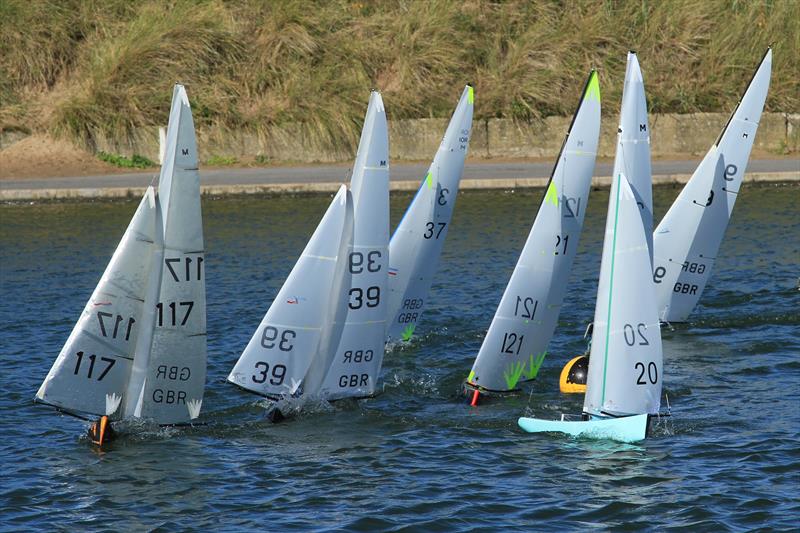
653, 48, 772, 322
465, 71, 601, 400
227, 185, 354, 399
560, 52, 653, 394
35, 85, 207, 443
521, 57, 663, 442
519, 171, 664, 443
319, 91, 391, 399
386, 85, 474, 343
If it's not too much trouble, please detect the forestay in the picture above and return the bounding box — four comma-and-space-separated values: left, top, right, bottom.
467, 71, 601, 392
139, 85, 207, 424
386, 85, 474, 342
227, 185, 354, 398
653, 49, 772, 322
615, 52, 653, 262
583, 174, 662, 417
321, 92, 390, 399
36, 188, 158, 419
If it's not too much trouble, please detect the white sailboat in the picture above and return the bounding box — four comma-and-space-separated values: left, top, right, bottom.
319, 91, 390, 400
35, 84, 207, 442
519, 173, 663, 443
560, 51, 653, 394
466, 71, 601, 398
653, 48, 772, 322
520, 56, 663, 442
386, 85, 474, 343
227, 185, 354, 398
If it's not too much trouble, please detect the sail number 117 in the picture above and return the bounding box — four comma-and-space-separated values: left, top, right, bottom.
165, 257, 203, 282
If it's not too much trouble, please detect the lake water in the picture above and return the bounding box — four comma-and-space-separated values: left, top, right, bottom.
1, 183, 798, 530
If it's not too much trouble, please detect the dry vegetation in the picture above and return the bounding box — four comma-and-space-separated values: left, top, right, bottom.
1, 0, 797, 153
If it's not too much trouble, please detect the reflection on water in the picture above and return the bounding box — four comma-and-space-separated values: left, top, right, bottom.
0, 184, 798, 529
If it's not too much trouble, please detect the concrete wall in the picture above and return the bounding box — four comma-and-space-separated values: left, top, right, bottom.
3, 112, 797, 162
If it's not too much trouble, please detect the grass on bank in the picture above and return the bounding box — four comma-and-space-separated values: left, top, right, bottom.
1, 0, 797, 154
97, 151, 156, 169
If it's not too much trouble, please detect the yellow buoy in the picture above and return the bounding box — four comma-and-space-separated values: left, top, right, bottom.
559, 354, 588, 394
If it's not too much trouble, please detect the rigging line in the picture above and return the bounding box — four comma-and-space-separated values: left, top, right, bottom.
600, 173, 623, 408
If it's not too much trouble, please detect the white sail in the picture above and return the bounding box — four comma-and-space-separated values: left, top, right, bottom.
36, 187, 158, 418
386, 85, 474, 342
227, 185, 354, 398
138, 85, 207, 424
615, 52, 653, 262
653, 48, 772, 322
583, 174, 662, 417
321, 92, 390, 399
467, 71, 601, 391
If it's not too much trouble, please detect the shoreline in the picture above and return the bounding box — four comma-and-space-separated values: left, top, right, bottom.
1, 170, 797, 202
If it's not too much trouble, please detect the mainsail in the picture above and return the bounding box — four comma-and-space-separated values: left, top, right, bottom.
37, 84, 207, 425
615, 52, 653, 262
386, 85, 474, 342
321, 92, 390, 399
467, 71, 601, 392
227, 185, 354, 398
36, 188, 158, 419
583, 173, 663, 417
653, 48, 772, 322
137, 85, 207, 424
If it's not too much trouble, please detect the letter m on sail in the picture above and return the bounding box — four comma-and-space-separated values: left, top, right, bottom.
182, 148, 189, 155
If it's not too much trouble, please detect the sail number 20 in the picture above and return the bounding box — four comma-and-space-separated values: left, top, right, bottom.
623, 323, 649, 346
635, 362, 658, 385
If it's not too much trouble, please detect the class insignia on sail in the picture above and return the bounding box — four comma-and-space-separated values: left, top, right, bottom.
385, 85, 474, 343
34, 84, 207, 444
521, 54, 665, 443
652, 48, 772, 323
465, 70, 601, 402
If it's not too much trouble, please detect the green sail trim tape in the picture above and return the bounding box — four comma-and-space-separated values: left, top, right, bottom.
585, 71, 601, 102
545, 180, 559, 206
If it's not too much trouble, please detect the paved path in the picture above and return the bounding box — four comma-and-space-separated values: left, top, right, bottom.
2, 158, 797, 200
